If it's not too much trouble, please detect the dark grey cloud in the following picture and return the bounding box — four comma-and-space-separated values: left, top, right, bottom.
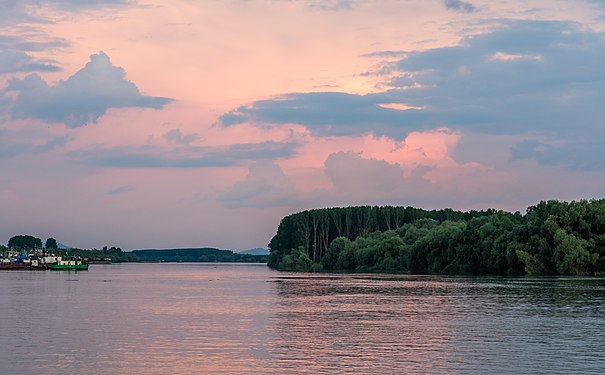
387, 20, 605, 136
73, 141, 299, 168
221, 91, 427, 138
443, 0, 476, 13
221, 20, 605, 143
2, 51, 172, 127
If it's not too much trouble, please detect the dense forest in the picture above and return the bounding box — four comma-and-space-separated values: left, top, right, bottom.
132, 248, 268, 263
268, 200, 605, 276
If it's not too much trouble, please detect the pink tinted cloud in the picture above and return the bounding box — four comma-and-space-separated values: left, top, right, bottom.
214, 123, 515, 209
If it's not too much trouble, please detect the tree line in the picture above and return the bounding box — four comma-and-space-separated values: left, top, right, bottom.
2, 235, 268, 264
267, 200, 605, 276
3, 235, 138, 263
132, 248, 268, 263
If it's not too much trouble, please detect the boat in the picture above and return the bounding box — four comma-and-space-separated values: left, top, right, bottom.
49, 256, 89, 271
0, 263, 27, 270
0, 253, 30, 270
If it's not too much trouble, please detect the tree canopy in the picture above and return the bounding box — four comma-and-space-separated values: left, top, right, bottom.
131, 248, 268, 263
8, 235, 42, 250
45, 238, 58, 249
267, 200, 605, 276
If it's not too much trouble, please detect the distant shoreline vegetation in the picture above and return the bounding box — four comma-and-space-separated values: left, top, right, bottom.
1, 238, 268, 264
131, 248, 268, 263
268, 200, 605, 276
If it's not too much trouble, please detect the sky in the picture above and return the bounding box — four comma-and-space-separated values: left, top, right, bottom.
1, 0, 605, 250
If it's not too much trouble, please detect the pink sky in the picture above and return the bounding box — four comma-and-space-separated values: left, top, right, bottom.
1, 0, 605, 250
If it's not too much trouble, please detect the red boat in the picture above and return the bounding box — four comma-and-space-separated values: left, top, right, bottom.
0, 263, 27, 270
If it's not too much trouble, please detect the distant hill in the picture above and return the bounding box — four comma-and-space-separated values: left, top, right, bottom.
131, 247, 267, 263
239, 248, 270, 255
57, 242, 72, 250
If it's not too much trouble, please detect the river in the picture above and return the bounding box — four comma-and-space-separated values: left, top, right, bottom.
1, 263, 604, 374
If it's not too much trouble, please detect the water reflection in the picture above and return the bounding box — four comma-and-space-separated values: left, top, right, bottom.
266, 274, 605, 374
1, 266, 604, 374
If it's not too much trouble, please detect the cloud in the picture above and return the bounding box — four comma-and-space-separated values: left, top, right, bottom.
74, 146, 239, 168
324, 151, 405, 195
220, 160, 299, 208
0, 133, 70, 158
218, 19, 605, 171
385, 20, 605, 134
219, 148, 417, 209
0, 35, 66, 74
72, 141, 299, 168
45, 0, 130, 8
361, 50, 408, 59
107, 186, 134, 195
0, 2, 37, 26
215, 124, 526, 210
320, 148, 519, 208
443, 0, 476, 13
163, 128, 199, 146
221, 91, 427, 139
0, 50, 61, 74
0, 35, 68, 52
511, 139, 605, 171
221, 20, 605, 144
226, 141, 299, 160
3, 51, 172, 127
308, 0, 358, 11
0, 0, 132, 26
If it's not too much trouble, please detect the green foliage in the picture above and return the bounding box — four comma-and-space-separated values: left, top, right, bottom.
132, 248, 268, 263
58, 246, 267, 264
322, 237, 349, 270
276, 247, 312, 271
45, 238, 58, 249
268, 206, 495, 272
62, 247, 139, 263
8, 235, 42, 250
553, 229, 597, 275
336, 244, 356, 271
268, 200, 605, 276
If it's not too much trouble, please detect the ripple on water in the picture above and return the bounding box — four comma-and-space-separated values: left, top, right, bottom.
1, 265, 604, 374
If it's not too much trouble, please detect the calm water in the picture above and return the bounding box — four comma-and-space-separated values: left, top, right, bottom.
1, 264, 604, 374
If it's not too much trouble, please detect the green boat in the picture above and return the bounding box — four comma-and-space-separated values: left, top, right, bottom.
50, 256, 89, 271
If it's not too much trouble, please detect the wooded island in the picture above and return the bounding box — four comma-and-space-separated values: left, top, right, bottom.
268, 200, 605, 276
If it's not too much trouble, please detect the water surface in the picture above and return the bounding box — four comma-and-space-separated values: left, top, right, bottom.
1, 264, 604, 374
